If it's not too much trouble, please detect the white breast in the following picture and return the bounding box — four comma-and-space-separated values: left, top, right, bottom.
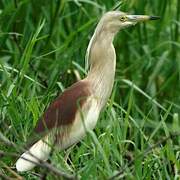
59, 97, 100, 149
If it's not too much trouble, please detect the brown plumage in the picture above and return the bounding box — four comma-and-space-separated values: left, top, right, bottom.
16, 11, 160, 172
35, 80, 91, 133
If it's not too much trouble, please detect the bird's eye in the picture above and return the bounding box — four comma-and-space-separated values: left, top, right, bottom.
120, 16, 126, 22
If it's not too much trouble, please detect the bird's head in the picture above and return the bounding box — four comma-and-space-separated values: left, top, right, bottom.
97, 11, 160, 34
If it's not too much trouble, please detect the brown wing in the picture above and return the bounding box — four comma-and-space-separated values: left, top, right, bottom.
34, 80, 91, 134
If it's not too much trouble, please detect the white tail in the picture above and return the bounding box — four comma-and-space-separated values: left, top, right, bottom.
16, 139, 51, 172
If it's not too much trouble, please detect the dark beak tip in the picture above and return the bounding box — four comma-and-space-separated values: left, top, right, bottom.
149, 16, 161, 20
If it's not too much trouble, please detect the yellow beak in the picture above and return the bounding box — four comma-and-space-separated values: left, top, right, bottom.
127, 15, 160, 22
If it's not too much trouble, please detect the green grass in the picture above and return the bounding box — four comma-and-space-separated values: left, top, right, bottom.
0, 0, 179, 179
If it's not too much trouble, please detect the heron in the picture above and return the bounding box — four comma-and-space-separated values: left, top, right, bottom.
16, 11, 160, 171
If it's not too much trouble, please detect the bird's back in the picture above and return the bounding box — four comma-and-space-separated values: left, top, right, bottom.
16, 79, 100, 172
35, 80, 91, 133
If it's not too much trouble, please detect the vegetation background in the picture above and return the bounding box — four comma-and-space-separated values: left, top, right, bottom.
0, 0, 179, 179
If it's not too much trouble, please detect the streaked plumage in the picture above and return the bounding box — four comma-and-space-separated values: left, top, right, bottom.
16, 11, 160, 172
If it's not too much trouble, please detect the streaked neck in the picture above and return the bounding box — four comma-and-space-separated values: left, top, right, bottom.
86, 31, 116, 108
